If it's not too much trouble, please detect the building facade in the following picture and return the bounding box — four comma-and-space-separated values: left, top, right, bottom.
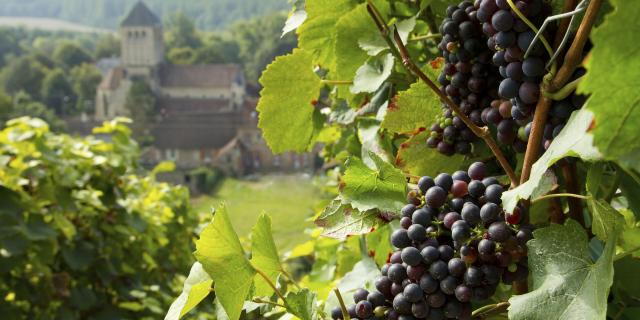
93, 1, 317, 188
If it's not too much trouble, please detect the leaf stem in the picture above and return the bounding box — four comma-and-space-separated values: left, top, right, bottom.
409, 33, 441, 41
544, 76, 583, 101
471, 301, 510, 319
561, 161, 586, 228
365, 1, 405, 67
252, 298, 286, 308
281, 268, 302, 290
321, 80, 353, 85
256, 268, 288, 306
533, 192, 591, 202
614, 246, 640, 261
334, 288, 351, 320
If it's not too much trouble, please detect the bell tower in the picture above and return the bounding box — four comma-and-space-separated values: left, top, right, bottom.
119, 1, 164, 77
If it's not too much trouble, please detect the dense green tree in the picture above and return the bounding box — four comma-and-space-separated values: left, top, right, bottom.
193, 34, 241, 64
165, 12, 202, 49
0, 91, 65, 130
95, 33, 120, 59
52, 41, 93, 69
69, 63, 102, 112
41, 68, 75, 115
1, 56, 48, 98
167, 47, 196, 65
125, 80, 156, 146
0, 28, 21, 68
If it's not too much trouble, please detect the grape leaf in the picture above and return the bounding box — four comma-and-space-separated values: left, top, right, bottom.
395, 131, 466, 177
285, 289, 318, 320
579, 0, 640, 174
334, 1, 389, 82
314, 199, 383, 239
298, 0, 357, 67
323, 257, 381, 315
164, 262, 213, 320
508, 220, 617, 320
341, 152, 406, 212
358, 16, 417, 56
282, 9, 307, 36
250, 214, 282, 297
366, 223, 394, 266
358, 118, 393, 168
587, 198, 624, 241
381, 71, 442, 133
351, 53, 394, 94
257, 49, 322, 153
502, 109, 600, 212
195, 204, 256, 320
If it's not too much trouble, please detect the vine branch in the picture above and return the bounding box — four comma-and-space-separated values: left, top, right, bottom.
519, 0, 603, 184
366, 1, 519, 186
334, 288, 351, 320
256, 268, 288, 306
471, 301, 510, 319
533, 192, 591, 202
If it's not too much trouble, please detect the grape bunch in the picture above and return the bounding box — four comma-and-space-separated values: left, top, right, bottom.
331, 162, 532, 320
477, 0, 553, 149
428, 0, 502, 155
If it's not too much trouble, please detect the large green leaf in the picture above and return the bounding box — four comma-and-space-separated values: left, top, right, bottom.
357, 118, 393, 168
382, 81, 441, 133
502, 109, 600, 212
315, 199, 383, 239
250, 214, 282, 297
508, 220, 617, 320
298, 0, 357, 68
579, 0, 640, 173
164, 262, 213, 320
351, 53, 394, 94
341, 152, 406, 212
395, 131, 466, 177
195, 204, 256, 320
257, 49, 322, 153
334, 2, 389, 82
587, 198, 624, 241
285, 289, 318, 320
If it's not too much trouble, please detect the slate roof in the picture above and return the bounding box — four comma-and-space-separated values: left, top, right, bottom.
158, 64, 241, 88
157, 97, 230, 115
99, 67, 125, 90
121, 1, 162, 27
152, 112, 241, 149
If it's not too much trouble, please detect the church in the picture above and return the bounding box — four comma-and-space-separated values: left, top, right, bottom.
93, 1, 317, 187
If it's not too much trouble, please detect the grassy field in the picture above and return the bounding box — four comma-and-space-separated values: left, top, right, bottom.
191, 174, 326, 249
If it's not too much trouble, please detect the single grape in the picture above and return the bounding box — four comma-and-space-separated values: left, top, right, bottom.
440, 275, 459, 295
516, 228, 533, 244
495, 31, 516, 48
404, 283, 423, 303
407, 264, 426, 281
408, 224, 428, 242
464, 266, 483, 286
460, 245, 478, 264
478, 239, 496, 255
443, 211, 462, 229
425, 186, 448, 208
356, 300, 373, 318
390, 251, 402, 264
412, 208, 433, 227
418, 176, 435, 194
461, 203, 481, 226
401, 247, 423, 266
451, 180, 469, 197
427, 291, 446, 308
484, 184, 503, 204
411, 301, 430, 318
388, 264, 408, 283
505, 207, 522, 225
482, 177, 499, 187
393, 293, 412, 315
401, 204, 417, 218
420, 273, 439, 294
439, 245, 455, 261
354, 288, 369, 303
331, 306, 343, 319
429, 260, 449, 280
468, 162, 487, 180
391, 229, 412, 249
519, 81, 540, 104
452, 225, 471, 242
498, 78, 519, 99
421, 246, 440, 264
522, 57, 545, 77
480, 202, 500, 223
400, 216, 412, 229
435, 173, 454, 191
488, 221, 511, 242
491, 10, 514, 31
449, 197, 465, 212
375, 276, 392, 297
452, 170, 471, 183
482, 264, 502, 284
448, 258, 467, 277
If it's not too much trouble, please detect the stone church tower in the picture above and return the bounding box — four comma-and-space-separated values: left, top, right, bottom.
119, 1, 164, 78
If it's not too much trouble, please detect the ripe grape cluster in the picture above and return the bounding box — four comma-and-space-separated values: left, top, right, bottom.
428, 0, 558, 155
331, 162, 532, 319
477, 0, 553, 150
429, 1, 501, 155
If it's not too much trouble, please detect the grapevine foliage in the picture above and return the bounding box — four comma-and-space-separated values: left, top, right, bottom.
166, 0, 640, 319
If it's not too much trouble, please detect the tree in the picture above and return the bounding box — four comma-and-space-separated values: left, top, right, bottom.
69, 63, 102, 112
41, 68, 75, 115
1, 56, 48, 99
167, 47, 196, 65
94, 33, 120, 59
165, 12, 202, 50
125, 80, 156, 146
52, 41, 92, 69
192, 34, 241, 64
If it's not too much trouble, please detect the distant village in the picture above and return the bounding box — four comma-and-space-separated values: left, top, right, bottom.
67, 2, 317, 191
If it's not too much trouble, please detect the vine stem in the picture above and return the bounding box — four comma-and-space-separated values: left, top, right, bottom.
519, 0, 603, 184
366, 1, 519, 186
321, 80, 353, 85
533, 192, 590, 202
334, 288, 351, 320
256, 268, 288, 307
471, 301, 510, 319
544, 76, 583, 101
252, 298, 286, 308
409, 33, 441, 41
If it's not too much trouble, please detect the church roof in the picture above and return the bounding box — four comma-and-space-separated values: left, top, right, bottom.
121, 1, 161, 27
98, 67, 125, 90
152, 112, 240, 149
158, 64, 242, 89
